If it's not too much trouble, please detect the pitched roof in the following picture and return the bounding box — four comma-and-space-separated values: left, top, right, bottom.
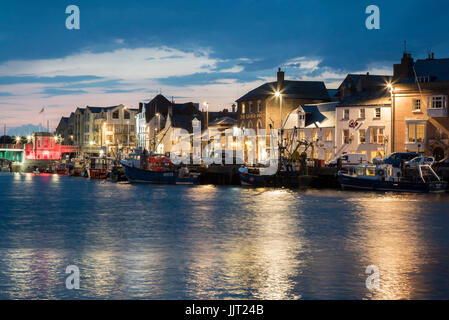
301, 103, 337, 128
339, 90, 391, 106
236, 80, 330, 102
169, 114, 203, 132
405, 58, 449, 83
283, 102, 337, 129
208, 116, 237, 127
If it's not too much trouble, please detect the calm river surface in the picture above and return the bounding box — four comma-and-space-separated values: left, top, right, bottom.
0, 172, 448, 300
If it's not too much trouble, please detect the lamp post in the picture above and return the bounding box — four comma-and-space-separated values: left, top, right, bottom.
203, 102, 209, 129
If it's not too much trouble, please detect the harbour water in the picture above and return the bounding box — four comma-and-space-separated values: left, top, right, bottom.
0, 172, 448, 300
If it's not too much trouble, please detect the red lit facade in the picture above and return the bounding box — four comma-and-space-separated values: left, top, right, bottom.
24, 132, 78, 160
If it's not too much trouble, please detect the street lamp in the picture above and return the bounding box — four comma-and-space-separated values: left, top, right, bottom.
274, 91, 283, 129
203, 102, 209, 129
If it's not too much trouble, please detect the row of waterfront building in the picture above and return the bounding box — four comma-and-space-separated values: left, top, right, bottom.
56, 51, 449, 163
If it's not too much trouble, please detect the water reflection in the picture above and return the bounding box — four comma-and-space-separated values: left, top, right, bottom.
0, 173, 448, 299
351, 194, 430, 300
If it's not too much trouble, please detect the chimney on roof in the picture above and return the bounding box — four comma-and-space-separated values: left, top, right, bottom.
393, 52, 414, 81
231, 104, 236, 113
366, 72, 370, 75
277, 67, 284, 90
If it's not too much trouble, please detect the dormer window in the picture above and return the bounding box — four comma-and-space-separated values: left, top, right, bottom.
112, 110, 119, 119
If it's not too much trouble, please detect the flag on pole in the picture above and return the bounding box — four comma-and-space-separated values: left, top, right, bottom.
39, 107, 45, 114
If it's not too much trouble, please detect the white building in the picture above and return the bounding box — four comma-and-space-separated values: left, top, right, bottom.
283, 102, 337, 161
335, 91, 391, 161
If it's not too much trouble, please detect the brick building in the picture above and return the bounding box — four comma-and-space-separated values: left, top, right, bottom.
391, 52, 449, 160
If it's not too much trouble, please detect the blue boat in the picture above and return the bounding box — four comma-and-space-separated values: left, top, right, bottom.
338, 164, 447, 193
120, 154, 201, 185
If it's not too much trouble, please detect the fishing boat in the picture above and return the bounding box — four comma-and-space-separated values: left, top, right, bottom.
338, 164, 447, 193
120, 153, 201, 185
55, 163, 67, 175
87, 157, 112, 179
239, 166, 313, 188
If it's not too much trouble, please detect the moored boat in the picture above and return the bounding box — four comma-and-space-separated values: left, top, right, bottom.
239, 167, 313, 188
87, 157, 112, 179
338, 164, 447, 193
120, 153, 201, 185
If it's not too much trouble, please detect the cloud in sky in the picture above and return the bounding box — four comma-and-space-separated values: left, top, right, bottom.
0, 45, 393, 129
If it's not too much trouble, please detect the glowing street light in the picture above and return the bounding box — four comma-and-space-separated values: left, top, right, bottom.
15, 136, 21, 144
203, 102, 209, 129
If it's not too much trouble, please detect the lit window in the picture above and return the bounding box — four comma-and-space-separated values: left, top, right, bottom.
366, 167, 376, 176
312, 129, 318, 142
356, 168, 365, 176
298, 130, 305, 141
241, 104, 245, 114
343, 129, 350, 144
408, 122, 426, 143
325, 150, 332, 162
325, 129, 333, 142
359, 129, 366, 144
370, 128, 384, 144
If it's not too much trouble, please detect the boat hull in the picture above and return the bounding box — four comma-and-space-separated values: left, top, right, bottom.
88, 169, 108, 179
338, 174, 447, 193
122, 163, 200, 185
240, 172, 313, 188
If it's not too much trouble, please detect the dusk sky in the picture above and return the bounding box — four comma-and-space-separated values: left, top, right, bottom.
1, 0, 449, 132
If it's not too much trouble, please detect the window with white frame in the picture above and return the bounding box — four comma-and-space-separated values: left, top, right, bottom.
374, 108, 381, 119
343, 129, 350, 144
407, 122, 426, 143
370, 127, 384, 144
343, 109, 350, 120
430, 96, 447, 109
311, 129, 319, 142
413, 99, 421, 112
257, 100, 262, 113
359, 108, 365, 119
325, 129, 333, 142
359, 129, 366, 144
325, 150, 332, 162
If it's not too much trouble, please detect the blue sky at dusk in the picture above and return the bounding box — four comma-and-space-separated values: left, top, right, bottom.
1, 0, 449, 131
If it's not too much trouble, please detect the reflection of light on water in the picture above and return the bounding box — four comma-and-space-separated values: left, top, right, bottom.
184, 188, 304, 300
350, 194, 425, 300
2, 248, 62, 299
